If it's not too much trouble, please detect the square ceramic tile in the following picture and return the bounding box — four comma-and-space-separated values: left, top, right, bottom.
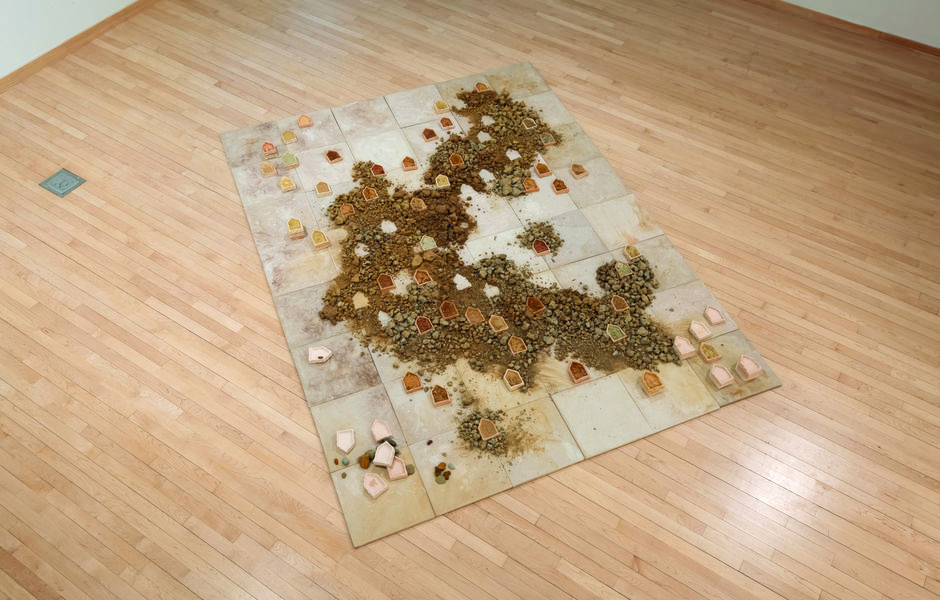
504, 396, 583, 485
291, 333, 381, 406
552, 375, 654, 458
684, 330, 780, 406
581, 195, 663, 249
331, 96, 398, 138
310, 384, 405, 472
385, 85, 448, 127
409, 429, 512, 515
221, 62, 779, 547
484, 63, 550, 99
346, 129, 414, 168
330, 449, 435, 546
635, 235, 699, 291
617, 362, 720, 431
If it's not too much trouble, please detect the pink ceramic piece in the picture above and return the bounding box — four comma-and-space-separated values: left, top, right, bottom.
363, 473, 388, 499
689, 320, 711, 341
673, 336, 696, 359
503, 369, 524, 391
387, 457, 408, 480
307, 346, 333, 364
704, 305, 725, 325
335, 429, 355, 454
373, 441, 395, 467
708, 364, 734, 389
371, 419, 392, 442
735, 355, 763, 381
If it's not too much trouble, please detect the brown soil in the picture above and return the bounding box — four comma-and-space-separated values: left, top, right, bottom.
456, 408, 540, 458
516, 220, 564, 256
318, 88, 678, 383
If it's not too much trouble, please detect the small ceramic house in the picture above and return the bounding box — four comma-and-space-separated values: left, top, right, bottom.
540, 133, 556, 146
532, 239, 550, 256
430, 385, 451, 407
298, 114, 313, 128
624, 245, 642, 261
363, 473, 388, 499
477, 418, 499, 441
704, 306, 725, 325
552, 179, 569, 194
287, 218, 306, 240
641, 371, 665, 396
422, 128, 438, 142
362, 187, 378, 201
310, 230, 330, 250
307, 346, 333, 364
414, 269, 432, 285
474, 81, 490, 93
282, 152, 299, 170
439, 301, 458, 320
610, 295, 629, 312
433, 99, 449, 114
402, 156, 418, 171
523, 178, 539, 194
689, 320, 711, 341
489, 315, 508, 333
340, 203, 355, 217
606, 324, 627, 343
526, 296, 546, 316
615, 261, 632, 278
698, 342, 721, 363
568, 361, 589, 384
415, 316, 433, 335
387, 457, 408, 481
673, 336, 696, 359
570, 163, 588, 179
279, 177, 296, 193
371, 419, 392, 442
521, 117, 537, 130
370, 164, 386, 177
402, 371, 422, 394
419, 235, 437, 251
708, 364, 734, 389
260, 162, 277, 178
735, 355, 763, 381
465, 307, 485, 324
435, 174, 450, 188
335, 429, 355, 454
503, 369, 524, 391
448, 153, 464, 167
410, 197, 427, 211
439, 117, 454, 130
373, 441, 395, 467
262, 141, 278, 159
325, 149, 342, 163
534, 163, 552, 178
315, 181, 331, 197
281, 130, 297, 144
377, 273, 395, 292
508, 336, 527, 355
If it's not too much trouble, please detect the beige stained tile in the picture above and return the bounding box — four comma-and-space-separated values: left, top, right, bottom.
684, 330, 781, 406
617, 362, 720, 431
504, 396, 583, 485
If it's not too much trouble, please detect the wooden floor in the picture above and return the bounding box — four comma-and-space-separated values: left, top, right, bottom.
1, 0, 938, 598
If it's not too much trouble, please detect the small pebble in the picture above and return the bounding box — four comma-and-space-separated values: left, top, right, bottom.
435, 475, 446, 484
447, 463, 455, 470
333, 458, 339, 465
341, 472, 347, 479
427, 440, 433, 445
341, 456, 349, 466
406, 464, 415, 475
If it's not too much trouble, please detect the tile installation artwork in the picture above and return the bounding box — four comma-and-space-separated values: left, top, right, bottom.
220, 63, 780, 546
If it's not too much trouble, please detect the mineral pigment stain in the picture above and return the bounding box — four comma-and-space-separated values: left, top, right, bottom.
319, 88, 677, 381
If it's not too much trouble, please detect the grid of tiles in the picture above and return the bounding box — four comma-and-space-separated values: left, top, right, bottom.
221, 63, 780, 546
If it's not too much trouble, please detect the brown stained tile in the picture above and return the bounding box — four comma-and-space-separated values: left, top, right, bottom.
477, 417, 499, 440
439, 301, 458, 320
440, 117, 454, 130
370, 164, 386, 177
402, 371, 423, 394
362, 187, 378, 201
415, 316, 433, 335
326, 149, 342, 163
698, 342, 721, 363
534, 162, 552, 178
377, 273, 395, 292
422, 128, 438, 142
430, 385, 451, 407
551, 178, 569, 194
402, 156, 417, 171
315, 181, 331, 197
448, 153, 465, 167
523, 178, 539, 194
489, 314, 508, 333
411, 197, 427, 211
570, 163, 588, 179
340, 203, 355, 216
526, 296, 545, 316
508, 335, 527, 355
414, 269, 432, 285
262, 141, 278, 159
465, 307, 485, 324
610, 295, 629, 312
568, 361, 589, 384
641, 370, 665, 396
532, 239, 550, 256
503, 369, 524, 391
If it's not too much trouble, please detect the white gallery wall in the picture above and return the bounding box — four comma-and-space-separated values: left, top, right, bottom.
0, 0, 135, 78
784, 0, 940, 47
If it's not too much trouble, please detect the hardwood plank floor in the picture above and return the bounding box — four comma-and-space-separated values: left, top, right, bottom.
1, 0, 938, 598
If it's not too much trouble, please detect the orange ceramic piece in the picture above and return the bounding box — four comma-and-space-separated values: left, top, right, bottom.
402, 156, 417, 171
370, 164, 386, 177
523, 178, 539, 194
402, 372, 422, 394
552, 178, 569, 194
526, 296, 545, 316
430, 385, 451, 407
325, 149, 342, 163
298, 114, 313, 128
534, 163, 552, 178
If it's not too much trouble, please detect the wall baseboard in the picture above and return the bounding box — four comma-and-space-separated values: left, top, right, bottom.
742, 0, 940, 57
0, 0, 156, 94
